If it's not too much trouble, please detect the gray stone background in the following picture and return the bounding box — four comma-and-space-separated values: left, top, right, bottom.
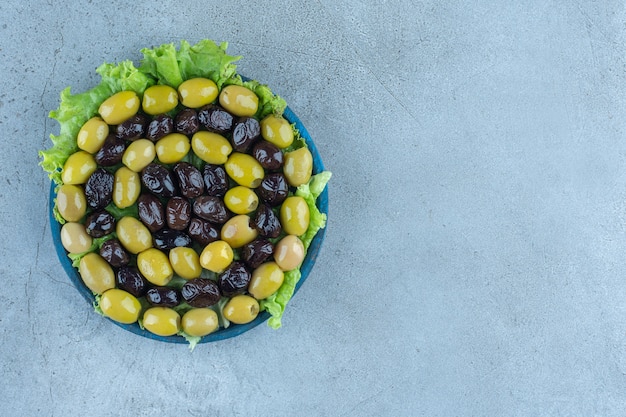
2, 0, 626, 415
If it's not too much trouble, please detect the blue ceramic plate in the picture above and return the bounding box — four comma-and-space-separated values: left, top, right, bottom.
49, 105, 328, 344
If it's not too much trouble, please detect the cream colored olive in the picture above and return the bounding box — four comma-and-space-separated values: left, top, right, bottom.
178, 78, 218, 108
61, 151, 97, 185
56, 184, 87, 222
260, 115, 294, 149
116, 216, 153, 254
248, 262, 285, 300
280, 196, 310, 236
199, 240, 234, 273
283, 147, 313, 187
137, 248, 173, 286
181, 308, 219, 337
77, 117, 109, 153
274, 235, 305, 271
191, 131, 232, 164
113, 166, 141, 208
220, 214, 258, 249
219, 85, 259, 117
98, 91, 140, 125
142, 85, 179, 115
222, 294, 260, 324
78, 252, 116, 294
169, 247, 202, 279
60, 222, 93, 254
122, 139, 156, 172
155, 133, 190, 164
142, 307, 181, 336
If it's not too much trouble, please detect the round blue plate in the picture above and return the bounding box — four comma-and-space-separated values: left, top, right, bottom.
49, 105, 328, 344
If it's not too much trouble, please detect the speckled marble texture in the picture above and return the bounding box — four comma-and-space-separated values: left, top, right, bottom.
2, 0, 626, 415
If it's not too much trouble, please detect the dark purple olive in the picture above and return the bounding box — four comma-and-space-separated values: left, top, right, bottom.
181, 278, 221, 307
141, 163, 178, 198
256, 173, 289, 206
231, 117, 260, 152
137, 194, 165, 232
146, 114, 174, 142
187, 218, 220, 246
218, 261, 251, 297
146, 287, 181, 307
197, 104, 234, 133
174, 108, 199, 135
116, 266, 148, 297
173, 162, 204, 198
152, 229, 192, 250
252, 204, 282, 238
94, 134, 126, 166
166, 196, 191, 230
84, 168, 114, 210
99, 239, 130, 267
116, 114, 148, 140
84, 210, 116, 238
202, 164, 229, 197
241, 239, 274, 269
252, 140, 284, 170
193, 195, 231, 224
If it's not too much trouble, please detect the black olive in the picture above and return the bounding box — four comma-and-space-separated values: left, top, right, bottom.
231, 117, 260, 152
252, 204, 282, 238
256, 173, 289, 206
174, 108, 199, 135
146, 287, 181, 307
187, 217, 220, 246
241, 239, 274, 269
152, 229, 193, 250
94, 134, 126, 166
146, 114, 174, 142
193, 195, 231, 224
137, 194, 165, 233
202, 164, 229, 197
99, 239, 130, 267
197, 104, 234, 134
181, 278, 221, 307
84, 168, 114, 210
166, 196, 191, 230
116, 114, 148, 140
84, 210, 116, 238
141, 163, 179, 198
173, 162, 204, 198
218, 261, 251, 297
116, 266, 148, 297
252, 140, 284, 170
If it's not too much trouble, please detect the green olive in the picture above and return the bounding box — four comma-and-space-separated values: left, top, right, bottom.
260, 115, 294, 149
280, 196, 310, 236
248, 262, 285, 300
61, 151, 97, 185
191, 131, 232, 164
283, 147, 313, 187
155, 133, 190, 164
178, 78, 218, 108
169, 247, 202, 280
142, 307, 181, 336
219, 85, 259, 117
113, 166, 141, 209
76, 117, 109, 154
122, 139, 156, 172
100, 288, 141, 324
116, 216, 153, 254
142, 85, 179, 115
60, 222, 93, 254
224, 152, 264, 188
274, 234, 305, 271
79, 252, 116, 294
223, 294, 259, 324
221, 214, 258, 249
137, 247, 173, 286
98, 91, 140, 125
224, 186, 259, 214
181, 308, 219, 337
56, 184, 87, 222
199, 240, 234, 273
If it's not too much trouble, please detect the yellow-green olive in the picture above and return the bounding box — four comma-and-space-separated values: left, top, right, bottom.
221, 214, 258, 248
100, 288, 141, 324
181, 308, 219, 337
178, 78, 218, 108
283, 147, 313, 187
191, 131, 232, 164
113, 166, 141, 209
56, 184, 87, 222
142, 85, 179, 115
169, 247, 202, 279
116, 216, 153, 254
76, 117, 109, 153
224, 186, 259, 214
219, 85, 259, 117
98, 91, 140, 125
274, 234, 305, 271
60, 222, 93, 254
137, 247, 173, 286
199, 240, 234, 273
224, 152, 264, 188
79, 252, 116, 294
280, 196, 310, 236
155, 133, 190, 164
222, 294, 259, 324
142, 307, 181, 336
61, 151, 97, 185
248, 262, 285, 300
260, 115, 294, 149
122, 139, 156, 172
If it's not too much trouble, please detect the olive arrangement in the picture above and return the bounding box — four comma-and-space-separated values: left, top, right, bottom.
55, 77, 318, 340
